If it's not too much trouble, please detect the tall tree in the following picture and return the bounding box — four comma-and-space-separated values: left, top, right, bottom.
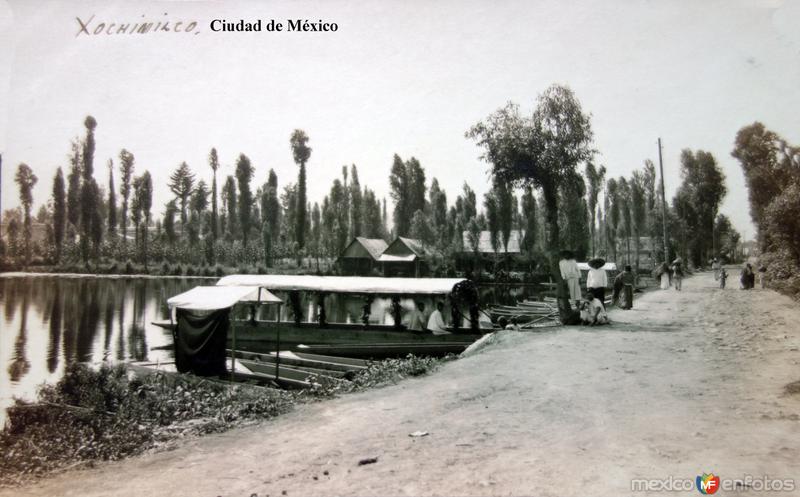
429, 178, 448, 249
209, 148, 219, 241
731, 122, 794, 250
51, 168, 66, 264
221, 175, 238, 237
584, 162, 606, 257
388, 154, 409, 236
605, 178, 619, 261
520, 187, 537, 258
290, 130, 311, 252
15, 163, 38, 266
80, 116, 99, 264
190, 180, 209, 244
235, 154, 254, 248
617, 177, 632, 264
66, 140, 82, 233
674, 149, 727, 265
468, 85, 593, 319
134, 172, 153, 269
163, 200, 177, 246
119, 149, 135, 247
362, 188, 383, 239
263, 169, 280, 242
107, 159, 117, 236
349, 164, 362, 238
168, 161, 195, 235
630, 170, 647, 272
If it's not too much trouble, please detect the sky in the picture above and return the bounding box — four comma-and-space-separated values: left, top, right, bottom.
1, 0, 799, 240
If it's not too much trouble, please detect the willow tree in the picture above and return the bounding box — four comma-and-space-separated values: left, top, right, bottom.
467, 84, 593, 320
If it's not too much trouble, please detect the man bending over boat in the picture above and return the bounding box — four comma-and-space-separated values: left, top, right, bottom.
427, 301, 450, 335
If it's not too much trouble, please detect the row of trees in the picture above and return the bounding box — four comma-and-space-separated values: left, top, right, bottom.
732, 122, 800, 297
3, 85, 740, 281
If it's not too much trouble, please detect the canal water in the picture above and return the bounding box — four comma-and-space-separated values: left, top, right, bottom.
0, 274, 540, 426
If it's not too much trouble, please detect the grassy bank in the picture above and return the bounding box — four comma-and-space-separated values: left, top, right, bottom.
0, 355, 447, 487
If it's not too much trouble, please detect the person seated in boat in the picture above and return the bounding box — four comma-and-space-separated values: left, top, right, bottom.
581, 296, 609, 326
406, 301, 426, 331
505, 316, 521, 331
426, 301, 450, 335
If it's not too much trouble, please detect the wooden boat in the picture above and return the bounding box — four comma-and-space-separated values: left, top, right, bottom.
159, 275, 491, 360
129, 349, 367, 390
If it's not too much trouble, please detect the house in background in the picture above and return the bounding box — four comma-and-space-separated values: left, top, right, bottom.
457, 230, 525, 271
338, 237, 388, 275
379, 237, 432, 277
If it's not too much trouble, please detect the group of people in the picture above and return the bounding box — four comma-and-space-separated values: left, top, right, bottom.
404, 301, 451, 335
559, 250, 614, 326
738, 262, 766, 290
656, 258, 685, 291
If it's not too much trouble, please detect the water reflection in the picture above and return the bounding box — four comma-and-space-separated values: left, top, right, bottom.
0, 276, 204, 426
0, 275, 538, 426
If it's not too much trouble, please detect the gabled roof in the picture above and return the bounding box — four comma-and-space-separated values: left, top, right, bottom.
340, 237, 388, 261
379, 237, 429, 261
461, 230, 524, 254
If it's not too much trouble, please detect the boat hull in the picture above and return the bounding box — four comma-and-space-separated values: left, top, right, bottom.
228, 321, 485, 358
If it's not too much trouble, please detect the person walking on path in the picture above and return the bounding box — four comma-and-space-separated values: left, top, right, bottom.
614, 265, 635, 309
740, 263, 755, 290
559, 250, 582, 309
671, 258, 684, 291
758, 265, 767, 289
587, 258, 609, 303
719, 267, 728, 289
656, 261, 671, 290
712, 258, 721, 280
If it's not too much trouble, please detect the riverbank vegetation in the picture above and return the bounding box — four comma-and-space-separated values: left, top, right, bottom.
3, 83, 742, 281
0, 355, 445, 487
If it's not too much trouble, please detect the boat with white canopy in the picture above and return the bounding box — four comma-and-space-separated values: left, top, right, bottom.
155, 275, 491, 358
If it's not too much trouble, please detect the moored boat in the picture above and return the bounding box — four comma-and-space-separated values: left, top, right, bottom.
159, 275, 493, 360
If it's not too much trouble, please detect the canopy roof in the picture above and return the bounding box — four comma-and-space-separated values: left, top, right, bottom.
167, 285, 282, 311
216, 275, 466, 295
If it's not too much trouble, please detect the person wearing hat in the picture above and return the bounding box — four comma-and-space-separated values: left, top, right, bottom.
586, 258, 608, 303
558, 250, 582, 309
671, 258, 684, 291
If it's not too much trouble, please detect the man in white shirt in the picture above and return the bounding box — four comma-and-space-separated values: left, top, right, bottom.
586, 265, 608, 303
427, 301, 450, 335
559, 250, 582, 308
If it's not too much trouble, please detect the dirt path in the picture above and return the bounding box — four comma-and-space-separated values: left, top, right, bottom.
5, 271, 800, 497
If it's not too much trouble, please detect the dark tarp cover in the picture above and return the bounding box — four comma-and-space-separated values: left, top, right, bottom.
173, 308, 230, 376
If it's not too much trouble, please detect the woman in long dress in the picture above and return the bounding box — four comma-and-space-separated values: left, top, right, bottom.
657, 262, 670, 290
614, 265, 635, 309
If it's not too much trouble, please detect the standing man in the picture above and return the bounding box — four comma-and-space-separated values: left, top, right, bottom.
559, 250, 582, 309
426, 301, 450, 335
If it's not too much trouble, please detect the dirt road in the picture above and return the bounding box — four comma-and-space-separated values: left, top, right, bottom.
5, 271, 799, 496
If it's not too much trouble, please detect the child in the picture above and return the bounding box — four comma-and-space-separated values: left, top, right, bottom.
719, 268, 727, 289
581, 296, 610, 326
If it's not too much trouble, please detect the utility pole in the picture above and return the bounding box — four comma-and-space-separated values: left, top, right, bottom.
658, 138, 669, 265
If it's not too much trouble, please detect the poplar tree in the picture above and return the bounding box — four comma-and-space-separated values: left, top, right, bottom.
235, 154, 254, 247
52, 168, 66, 264
119, 149, 135, 247
290, 130, 311, 252
15, 163, 38, 266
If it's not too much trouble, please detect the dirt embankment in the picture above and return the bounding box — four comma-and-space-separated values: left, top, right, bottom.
4, 271, 799, 497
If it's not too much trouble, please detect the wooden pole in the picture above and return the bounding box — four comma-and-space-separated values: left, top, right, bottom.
658, 138, 669, 264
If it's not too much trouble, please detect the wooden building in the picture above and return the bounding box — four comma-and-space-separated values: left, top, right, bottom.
338, 237, 388, 275
379, 237, 432, 277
